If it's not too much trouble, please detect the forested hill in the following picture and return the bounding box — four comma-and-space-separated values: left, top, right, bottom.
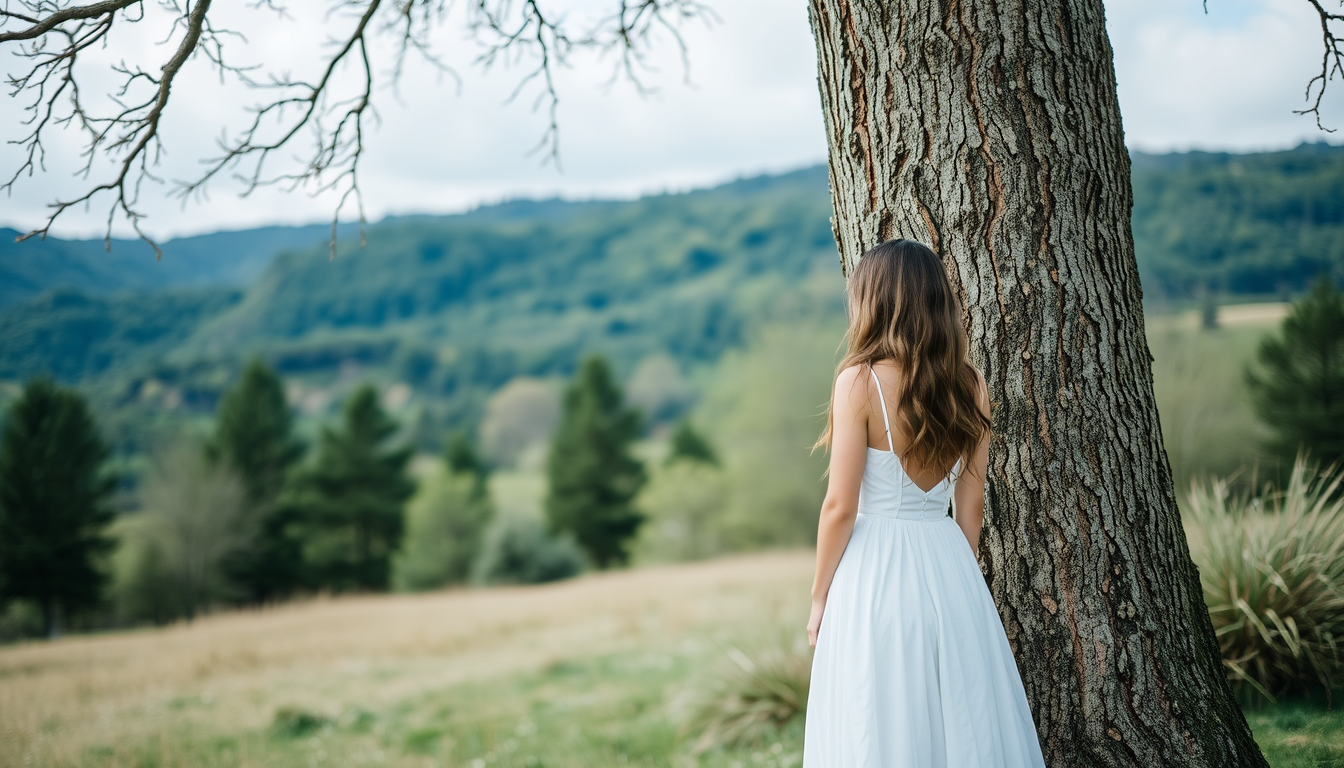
0, 144, 1341, 446
0, 222, 359, 308
0, 165, 842, 448
4, 142, 1342, 308
1131, 141, 1344, 298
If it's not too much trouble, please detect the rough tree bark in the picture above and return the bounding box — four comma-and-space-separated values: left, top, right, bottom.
808, 2, 1267, 767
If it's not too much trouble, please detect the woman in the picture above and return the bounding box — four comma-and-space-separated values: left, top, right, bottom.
803, 239, 1046, 768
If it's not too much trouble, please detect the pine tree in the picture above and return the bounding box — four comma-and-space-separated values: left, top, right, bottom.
209, 358, 306, 601
545, 356, 645, 568
392, 432, 493, 591
444, 431, 489, 496
0, 379, 116, 637
1247, 276, 1344, 467
288, 385, 415, 591
665, 418, 719, 467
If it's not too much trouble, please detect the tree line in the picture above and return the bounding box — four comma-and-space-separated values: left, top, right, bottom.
0, 352, 724, 638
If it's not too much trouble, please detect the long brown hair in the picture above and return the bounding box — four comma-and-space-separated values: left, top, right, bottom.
817, 239, 990, 474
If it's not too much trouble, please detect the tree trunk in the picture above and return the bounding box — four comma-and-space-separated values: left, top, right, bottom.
807, 2, 1266, 766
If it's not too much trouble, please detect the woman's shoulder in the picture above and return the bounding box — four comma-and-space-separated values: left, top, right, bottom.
835, 363, 868, 384
832, 363, 873, 407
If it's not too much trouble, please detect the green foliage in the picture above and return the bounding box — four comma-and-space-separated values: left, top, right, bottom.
697, 325, 837, 548
1131, 143, 1344, 300
270, 707, 329, 739
0, 223, 350, 308
0, 287, 242, 383
137, 441, 252, 620
472, 515, 583, 585
1183, 457, 1344, 702
392, 434, 493, 591
111, 526, 177, 626
209, 359, 307, 602
0, 169, 839, 456
443, 430, 489, 482
666, 418, 719, 467
479, 378, 560, 469
545, 356, 646, 568
0, 378, 116, 636
634, 461, 728, 563
286, 386, 415, 591
1246, 278, 1344, 467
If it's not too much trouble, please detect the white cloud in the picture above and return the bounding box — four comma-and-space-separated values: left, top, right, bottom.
1108, 0, 1344, 152
0, 0, 1339, 239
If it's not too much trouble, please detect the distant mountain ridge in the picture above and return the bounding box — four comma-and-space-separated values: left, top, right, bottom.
0, 223, 361, 308
0, 165, 841, 451
1, 148, 1342, 451
5, 144, 1343, 308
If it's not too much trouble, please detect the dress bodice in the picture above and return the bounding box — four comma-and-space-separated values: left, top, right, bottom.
858, 447, 960, 521
858, 366, 960, 521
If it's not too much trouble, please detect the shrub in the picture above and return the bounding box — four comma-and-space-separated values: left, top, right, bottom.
392, 457, 492, 592
472, 515, 583, 585
634, 461, 728, 563
271, 707, 328, 738
1183, 457, 1344, 702
679, 636, 811, 752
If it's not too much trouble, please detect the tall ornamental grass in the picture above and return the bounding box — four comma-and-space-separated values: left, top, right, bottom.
1184, 458, 1344, 702
679, 639, 811, 752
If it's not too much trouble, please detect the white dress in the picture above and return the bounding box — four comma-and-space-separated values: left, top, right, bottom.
803, 369, 1046, 768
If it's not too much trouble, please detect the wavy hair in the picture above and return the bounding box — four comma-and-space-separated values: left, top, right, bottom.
817, 239, 990, 475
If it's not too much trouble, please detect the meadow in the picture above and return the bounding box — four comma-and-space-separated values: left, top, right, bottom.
2, 550, 1340, 768
2, 552, 814, 768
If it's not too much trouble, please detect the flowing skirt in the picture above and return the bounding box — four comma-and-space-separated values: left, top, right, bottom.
803, 512, 1046, 768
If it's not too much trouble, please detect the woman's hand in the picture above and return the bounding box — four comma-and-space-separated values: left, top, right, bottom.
806, 599, 826, 648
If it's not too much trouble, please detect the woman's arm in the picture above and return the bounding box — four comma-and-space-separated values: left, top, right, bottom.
952, 370, 992, 553
806, 365, 869, 648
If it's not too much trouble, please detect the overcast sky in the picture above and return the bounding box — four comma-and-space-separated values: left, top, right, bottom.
1, 0, 1340, 239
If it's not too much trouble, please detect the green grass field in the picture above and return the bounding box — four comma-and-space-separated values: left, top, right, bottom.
1147, 303, 1285, 487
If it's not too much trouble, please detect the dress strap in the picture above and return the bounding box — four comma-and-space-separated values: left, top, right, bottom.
868, 366, 896, 457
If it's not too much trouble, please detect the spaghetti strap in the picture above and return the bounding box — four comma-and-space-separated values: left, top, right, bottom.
868, 366, 896, 457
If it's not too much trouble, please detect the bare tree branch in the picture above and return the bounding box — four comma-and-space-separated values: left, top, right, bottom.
4, 0, 212, 255
1299, 0, 1344, 130
0, 0, 139, 42
1206, 0, 1343, 131
0, 0, 712, 252
178, 0, 384, 260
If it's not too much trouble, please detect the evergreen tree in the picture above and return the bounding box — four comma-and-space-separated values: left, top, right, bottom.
444, 431, 489, 495
1246, 276, 1344, 466
288, 385, 415, 591
0, 379, 116, 637
209, 358, 306, 601
392, 432, 493, 591
665, 418, 719, 467
545, 356, 645, 568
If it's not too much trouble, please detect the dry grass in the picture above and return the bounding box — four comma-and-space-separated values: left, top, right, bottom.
677, 633, 812, 753
0, 551, 813, 767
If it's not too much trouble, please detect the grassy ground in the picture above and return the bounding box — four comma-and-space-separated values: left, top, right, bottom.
1147, 303, 1284, 487
1, 552, 812, 768
1247, 703, 1344, 768
3, 551, 1340, 768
